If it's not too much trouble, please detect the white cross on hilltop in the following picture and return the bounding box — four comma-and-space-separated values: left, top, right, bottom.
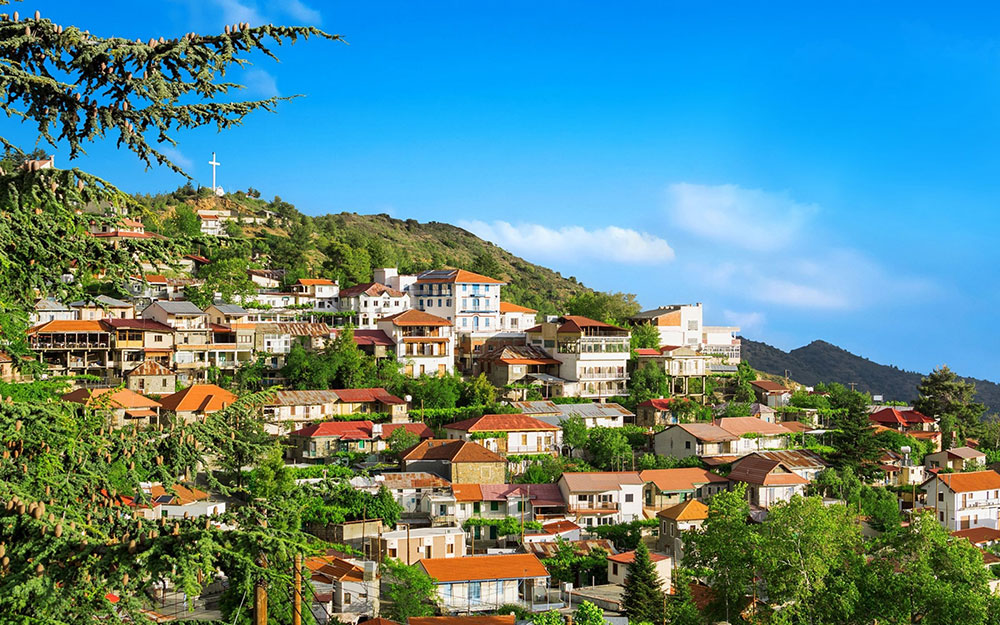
208, 152, 221, 192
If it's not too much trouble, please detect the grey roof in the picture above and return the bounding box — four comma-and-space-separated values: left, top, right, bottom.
526, 373, 568, 384
708, 364, 738, 373
211, 303, 248, 314
509, 400, 633, 420
149, 301, 207, 315
35, 298, 69, 311
69, 295, 131, 308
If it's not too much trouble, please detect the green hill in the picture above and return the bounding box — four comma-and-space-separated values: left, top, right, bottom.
134, 185, 603, 316
742, 337, 1000, 415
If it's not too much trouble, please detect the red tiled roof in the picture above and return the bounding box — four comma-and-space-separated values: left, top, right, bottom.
417, 269, 505, 285
633, 348, 661, 356
418, 554, 547, 583
499, 302, 537, 314
869, 407, 935, 427
29, 320, 108, 334
608, 550, 670, 564
298, 278, 336, 286
445, 414, 560, 433
334, 387, 406, 405
542, 520, 580, 535
639, 468, 728, 492
158, 384, 236, 414
451, 484, 483, 502
290, 421, 374, 440
380, 309, 452, 327
353, 329, 395, 347
340, 281, 405, 298
927, 470, 1000, 493
62, 387, 161, 410
638, 398, 677, 410
380, 423, 434, 440
402, 439, 504, 463
749, 380, 790, 393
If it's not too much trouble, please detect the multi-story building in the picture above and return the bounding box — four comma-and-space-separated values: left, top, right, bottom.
557, 471, 644, 527
338, 282, 410, 328
377, 310, 454, 378
401, 439, 507, 484
444, 414, 561, 457
628, 303, 741, 363
510, 400, 632, 429
30, 298, 75, 325
105, 318, 175, 374
920, 471, 1000, 531
633, 346, 711, 400
27, 320, 113, 378
639, 468, 729, 511
499, 302, 537, 334
69, 295, 134, 320
526, 316, 630, 399
290, 278, 340, 310
142, 301, 211, 382
379, 526, 466, 563
653, 418, 794, 459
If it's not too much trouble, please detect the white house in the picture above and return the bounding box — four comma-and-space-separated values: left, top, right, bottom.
920, 470, 1000, 531
727, 454, 810, 508
653, 418, 793, 459
290, 278, 340, 310
525, 316, 631, 399
444, 414, 561, 456
338, 282, 410, 328
377, 309, 454, 378
499, 301, 537, 334
412, 269, 505, 334
557, 472, 644, 527
510, 400, 632, 429
418, 553, 549, 613
607, 550, 672, 590
629, 303, 741, 363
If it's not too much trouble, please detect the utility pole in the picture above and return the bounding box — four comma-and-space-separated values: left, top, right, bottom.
255, 518, 268, 625
293, 554, 302, 625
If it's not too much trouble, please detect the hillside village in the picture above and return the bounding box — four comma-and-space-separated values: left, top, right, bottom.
6, 173, 1000, 624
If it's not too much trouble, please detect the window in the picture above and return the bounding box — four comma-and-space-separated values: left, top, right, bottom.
625, 494, 634, 503
446, 299, 452, 307
613, 563, 619, 576
447, 543, 454, 554
344, 593, 352, 605
490, 501, 499, 511
438, 299, 443, 307
938, 492, 944, 502
469, 582, 481, 600
685, 441, 691, 449
521, 434, 528, 446
441, 584, 452, 598
154, 334, 163, 343
473, 502, 481, 513
578, 494, 588, 502
484, 317, 490, 327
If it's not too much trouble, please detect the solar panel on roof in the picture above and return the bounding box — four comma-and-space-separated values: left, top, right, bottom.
154, 495, 174, 504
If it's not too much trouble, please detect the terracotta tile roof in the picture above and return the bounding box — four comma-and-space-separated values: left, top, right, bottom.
717, 417, 793, 437
272, 322, 334, 337
608, 550, 670, 564
451, 483, 483, 502
339, 281, 405, 298
633, 348, 662, 357
728, 455, 809, 486
334, 387, 406, 405
402, 440, 505, 464
657, 498, 710, 521
380, 309, 452, 327
542, 519, 581, 534
951, 527, 1000, 545
358, 618, 401, 625
62, 387, 161, 410
749, 380, 790, 393
927, 470, 1000, 493
418, 553, 547, 583
559, 471, 644, 491
158, 384, 237, 413
289, 421, 374, 440
353, 329, 395, 347
126, 360, 175, 377
416, 269, 505, 285
538, 315, 628, 334
445, 414, 560, 433
638, 398, 682, 410
672, 423, 738, 443
29, 320, 109, 334
639, 468, 728, 493
752, 449, 827, 470
869, 407, 935, 427
305, 555, 364, 583
527, 539, 614, 559
378, 472, 450, 490
499, 302, 537, 314
267, 390, 340, 406
148, 483, 208, 505
297, 278, 337, 286
779, 421, 813, 434
380, 423, 434, 440
410, 617, 514, 625
478, 484, 565, 507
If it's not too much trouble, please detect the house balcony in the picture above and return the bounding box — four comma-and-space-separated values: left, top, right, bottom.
578, 371, 628, 381
568, 501, 619, 514
31, 339, 111, 350
958, 500, 1000, 510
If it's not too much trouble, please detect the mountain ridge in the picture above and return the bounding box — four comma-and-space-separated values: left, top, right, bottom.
741, 337, 1000, 414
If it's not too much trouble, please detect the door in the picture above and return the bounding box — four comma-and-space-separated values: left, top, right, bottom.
960, 516, 970, 530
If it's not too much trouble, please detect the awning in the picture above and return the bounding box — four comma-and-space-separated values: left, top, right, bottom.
501, 358, 562, 365
527, 373, 568, 384
125, 409, 157, 418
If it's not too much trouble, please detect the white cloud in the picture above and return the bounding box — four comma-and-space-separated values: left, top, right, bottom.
459, 220, 675, 265
667, 182, 934, 310
723, 310, 765, 332
667, 182, 818, 252
156, 145, 193, 171
209, 0, 264, 26
243, 69, 280, 98
281, 0, 322, 24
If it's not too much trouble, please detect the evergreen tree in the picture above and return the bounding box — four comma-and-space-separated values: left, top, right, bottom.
915, 365, 986, 447
830, 384, 880, 473
621, 541, 666, 624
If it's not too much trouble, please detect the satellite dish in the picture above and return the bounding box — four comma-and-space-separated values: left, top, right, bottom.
214, 187, 225, 197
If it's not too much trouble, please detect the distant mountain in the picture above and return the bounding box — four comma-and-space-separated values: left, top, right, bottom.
741, 338, 1000, 415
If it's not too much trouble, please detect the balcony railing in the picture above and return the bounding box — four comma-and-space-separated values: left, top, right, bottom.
578, 371, 628, 381
568, 501, 618, 513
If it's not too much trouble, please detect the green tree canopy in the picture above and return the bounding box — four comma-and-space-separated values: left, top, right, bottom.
621, 541, 665, 624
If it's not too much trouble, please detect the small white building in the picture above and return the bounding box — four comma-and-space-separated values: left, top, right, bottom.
380, 526, 466, 562
920, 470, 1000, 531
557, 472, 644, 527
338, 282, 410, 328
499, 301, 537, 334
607, 550, 672, 590
377, 309, 454, 378
443, 413, 561, 456
418, 553, 549, 613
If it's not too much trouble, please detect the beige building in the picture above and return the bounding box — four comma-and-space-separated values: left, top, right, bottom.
62, 387, 162, 428
525, 316, 631, 399
657, 499, 709, 559
444, 413, 561, 457
607, 550, 671, 589
402, 439, 507, 484
378, 309, 455, 378
124, 359, 177, 395
379, 526, 466, 563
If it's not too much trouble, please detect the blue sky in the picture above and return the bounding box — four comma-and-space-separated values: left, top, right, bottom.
14, 2, 1000, 382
